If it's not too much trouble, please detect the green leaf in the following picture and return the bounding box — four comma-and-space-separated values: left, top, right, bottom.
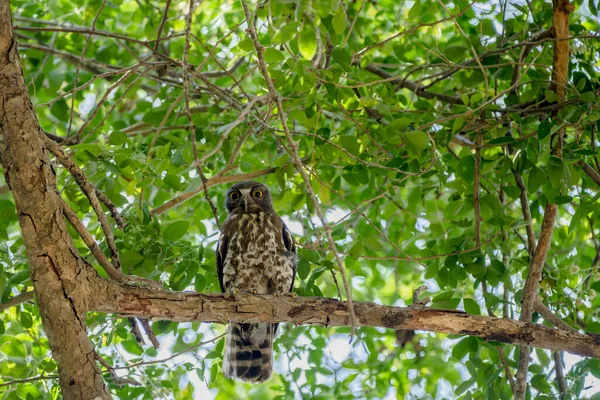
553, 195, 572, 205
544, 90, 558, 103
109, 131, 128, 146
463, 298, 481, 315
547, 156, 564, 188
121, 339, 143, 356
194, 274, 206, 292
404, 131, 428, 153
121, 251, 145, 269
297, 259, 311, 280
331, 47, 351, 69
452, 337, 470, 360
163, 220, 190, 241
538, 119, 552, 140
72, 144, 102, 158
486, 137, 516, 145
298, 25, 317, 60
348, 240, 363, 259
238, 38, 254, 52
408, 1, 422, 19
581, 91, 596, 102
332, 6, 347, 35
527, 166, 546, 193
586, 321, 600, 334
443, 45, 467, 62
20, 312, 33, 329
263, 48, 285, 63
452, 117, 466, 133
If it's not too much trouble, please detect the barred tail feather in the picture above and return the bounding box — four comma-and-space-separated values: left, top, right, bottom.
223, 322, 276, 382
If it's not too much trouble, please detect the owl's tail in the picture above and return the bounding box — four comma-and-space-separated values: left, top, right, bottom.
223, 322, 276, 383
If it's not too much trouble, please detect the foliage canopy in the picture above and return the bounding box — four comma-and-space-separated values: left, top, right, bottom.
1, 0, 600, 399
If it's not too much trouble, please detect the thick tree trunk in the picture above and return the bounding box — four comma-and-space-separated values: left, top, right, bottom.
0, 2, 110, 399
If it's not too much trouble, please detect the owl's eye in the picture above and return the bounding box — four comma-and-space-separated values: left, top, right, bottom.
253, 190, 263, 198
229, 192, 240, 200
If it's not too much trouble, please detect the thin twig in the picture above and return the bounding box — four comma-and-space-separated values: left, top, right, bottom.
93, 188, 124, 229
241, 0, 357, 337
0, 375, 58, 387
138, 319, 160, 349
43, 135, 121, 271
66, 0, 107, 139
554, 351, 567, 399
67, 66, 140, 144
343, 0, 364, 46
37, 63, 147, 108
534, 300, 575, 332
512, 169, 536, 255
363, 64, 463, 105
150, 163, 301, 216
197, 97, 263, 166
183, 0, 221, 231
114, 333, 225, 370
59, 197, 123, 281
581, 162, 600, 188
129, 318, 146, 345
354, 1, 477, 57
94, 351, 141, 387
79, 69, 149, 143
0, 291, 34, 311
154, 0, 172, 50
436, 0, 489, 95
499, 346, 516, 394
474, 132, 482, 247
360, 234, 498, 262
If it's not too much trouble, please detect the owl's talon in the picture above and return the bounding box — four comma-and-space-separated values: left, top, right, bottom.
286, 292, 297, 298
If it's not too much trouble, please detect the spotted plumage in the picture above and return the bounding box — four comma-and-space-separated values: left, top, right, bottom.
216, 181, 297, 382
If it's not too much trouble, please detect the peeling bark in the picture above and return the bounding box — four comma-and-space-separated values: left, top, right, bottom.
90, 281, 600, 359
0, 2, 109, 399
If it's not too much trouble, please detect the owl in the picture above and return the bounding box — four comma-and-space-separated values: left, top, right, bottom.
216, 181, 297, 382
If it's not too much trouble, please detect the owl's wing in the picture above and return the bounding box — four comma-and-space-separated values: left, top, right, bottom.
216, 233, 228, 293
282, 222, 297, 292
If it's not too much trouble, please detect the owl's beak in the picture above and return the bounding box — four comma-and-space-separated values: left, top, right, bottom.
243, 192, 251, 212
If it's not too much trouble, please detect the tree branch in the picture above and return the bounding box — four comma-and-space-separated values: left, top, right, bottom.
535, 300, 575, 332
554, 351, 567, 399
88, 283, 600, 359
515, 1, 573, 398
581, 162, 600, 188
512, 169, 536, 255
60, 197, 124, 281
43, 134, 122, 270
363, 64, 464, 105
0, 374, 58, 387
0, 291, 34, 311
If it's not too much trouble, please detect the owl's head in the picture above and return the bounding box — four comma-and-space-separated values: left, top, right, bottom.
225, 181, 274, 214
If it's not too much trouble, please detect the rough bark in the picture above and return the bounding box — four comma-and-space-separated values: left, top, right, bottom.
0, 2, 110, 399
89, 281, 600, 359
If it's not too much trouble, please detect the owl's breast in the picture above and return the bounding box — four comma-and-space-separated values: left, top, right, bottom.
222, 211, 295, 293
